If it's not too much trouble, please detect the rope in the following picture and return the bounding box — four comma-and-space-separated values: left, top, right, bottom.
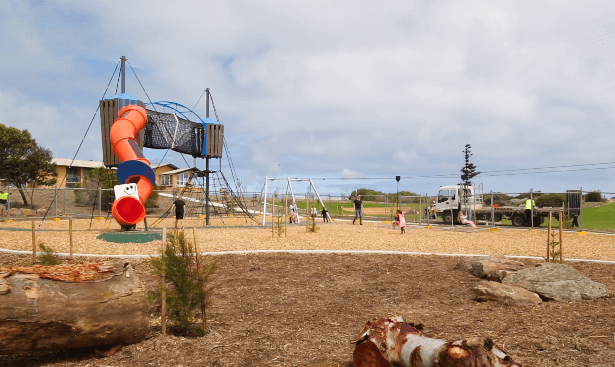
36, 60, 121, 230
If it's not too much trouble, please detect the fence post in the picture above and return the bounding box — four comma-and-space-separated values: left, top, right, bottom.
69, 217, 74, 263
98, 188, 102, 216
7, 188, 10, 219
63, 188, 66, 215
491, 191, 494, 227
530, 189, 534, 228
54, 188, 58, 217
547, 211, 552, 261
31, 221, 36, 264
579, 187, 583, 230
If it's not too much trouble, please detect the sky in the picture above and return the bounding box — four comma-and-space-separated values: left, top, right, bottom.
1, 0, 614, 197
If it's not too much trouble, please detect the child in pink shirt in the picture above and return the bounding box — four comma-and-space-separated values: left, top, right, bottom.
396, 209, 406, 234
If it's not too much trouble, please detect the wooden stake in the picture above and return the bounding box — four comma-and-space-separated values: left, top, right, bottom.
559, 211, 563, 263
31, 220, 36, 264
193, 228, 206, 331
161, 227, 167, 336
547, 211, 552, 262
69, 217, 74, 263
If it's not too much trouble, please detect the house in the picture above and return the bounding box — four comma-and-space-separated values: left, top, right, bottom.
52, 158, 182, 188
52, 158, 106, 188
158, 167, 204, 189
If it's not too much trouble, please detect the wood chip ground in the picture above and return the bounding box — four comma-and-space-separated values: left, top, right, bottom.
1, 219, 614, 366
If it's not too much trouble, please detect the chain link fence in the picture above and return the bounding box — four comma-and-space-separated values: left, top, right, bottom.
1, 187, 614, 231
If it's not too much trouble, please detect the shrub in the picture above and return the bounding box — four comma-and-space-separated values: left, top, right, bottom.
584, 191, 603, 202
535, 193, 566, 208
38, 244, 59, 265
150, 231, 214, 336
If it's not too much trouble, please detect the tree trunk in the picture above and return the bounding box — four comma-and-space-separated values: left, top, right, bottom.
18, 187, 29, 207
0, 260, 149, 355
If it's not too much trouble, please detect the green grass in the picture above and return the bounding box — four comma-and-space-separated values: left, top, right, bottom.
580, 201, 615, 230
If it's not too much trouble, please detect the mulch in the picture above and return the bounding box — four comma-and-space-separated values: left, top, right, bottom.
0, 251, 613, 366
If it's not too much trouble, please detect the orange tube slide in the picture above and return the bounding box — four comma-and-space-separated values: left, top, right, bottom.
110, 105, 152, 226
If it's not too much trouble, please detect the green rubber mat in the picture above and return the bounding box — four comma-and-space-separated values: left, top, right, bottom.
97, 231, 162, 243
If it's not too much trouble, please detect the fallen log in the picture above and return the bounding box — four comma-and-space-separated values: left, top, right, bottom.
0, 260, 149, 355
352, 316, 522, 367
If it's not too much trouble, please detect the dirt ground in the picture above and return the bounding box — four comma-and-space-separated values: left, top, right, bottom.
0, 221, 614, 366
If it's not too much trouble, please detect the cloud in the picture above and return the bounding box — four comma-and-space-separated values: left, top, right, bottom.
2, 0, 615, 195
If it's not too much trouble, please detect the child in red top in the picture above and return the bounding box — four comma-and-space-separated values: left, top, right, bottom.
396, 209, 406, 234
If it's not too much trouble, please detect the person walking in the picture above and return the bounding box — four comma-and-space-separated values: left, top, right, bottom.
173, 197, 186, 229
353, 195, 363, 225
396, 209, 406, 234
321, 207, 330, 222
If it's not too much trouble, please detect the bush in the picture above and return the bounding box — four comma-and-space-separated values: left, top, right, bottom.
38, 244, 59, 265
584, 191, 603, 202
150, 231, 214, 336
535, 193, 566, 208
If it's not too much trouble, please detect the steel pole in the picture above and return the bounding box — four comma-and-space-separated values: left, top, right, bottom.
205, 89, 210, 226
120, 56, 126, 93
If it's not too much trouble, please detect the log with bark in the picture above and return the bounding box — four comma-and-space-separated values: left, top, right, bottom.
0, 260, 149, 355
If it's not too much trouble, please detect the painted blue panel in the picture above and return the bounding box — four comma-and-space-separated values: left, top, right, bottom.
117, 160, 156, 186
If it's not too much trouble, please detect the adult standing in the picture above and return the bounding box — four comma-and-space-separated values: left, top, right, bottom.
353, 195, 363, 225
173, 196, 186, 229
0, 189, 7, 217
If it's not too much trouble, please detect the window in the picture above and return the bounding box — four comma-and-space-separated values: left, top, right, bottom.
159, 174, 172, 186
66, 167, 80, 183
177, 172, 190, 187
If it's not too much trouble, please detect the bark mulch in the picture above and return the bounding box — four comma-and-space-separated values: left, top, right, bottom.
0, 251, 613, 366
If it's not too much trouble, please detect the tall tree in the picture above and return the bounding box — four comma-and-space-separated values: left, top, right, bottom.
460, 144, 480, 186
0, 124, 57, 206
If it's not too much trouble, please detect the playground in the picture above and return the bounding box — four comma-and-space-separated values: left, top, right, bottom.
0, 221, 614, 366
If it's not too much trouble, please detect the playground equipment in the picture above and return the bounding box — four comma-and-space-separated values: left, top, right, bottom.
98, 56, 255, 229
109, 104, 155, 227
261, 177, 331, 225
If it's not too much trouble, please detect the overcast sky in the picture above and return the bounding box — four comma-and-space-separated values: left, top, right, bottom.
1, 0, 614, 197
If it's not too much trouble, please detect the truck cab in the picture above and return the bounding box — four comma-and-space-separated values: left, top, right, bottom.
432, 185, 483, 223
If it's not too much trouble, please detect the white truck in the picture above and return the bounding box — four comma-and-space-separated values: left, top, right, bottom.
430, 185, 570, 227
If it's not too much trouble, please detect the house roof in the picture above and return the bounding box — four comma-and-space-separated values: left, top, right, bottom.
151, 163, 179, 170
161, 167, 203, 176
52, 158, 105, 168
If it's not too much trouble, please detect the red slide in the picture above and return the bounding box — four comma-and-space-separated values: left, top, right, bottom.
109, 105, 153, 227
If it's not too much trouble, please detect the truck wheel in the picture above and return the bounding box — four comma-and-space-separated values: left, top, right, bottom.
511, 214, 525, 227
532, 217, 543, 227
494, 213, 503, 222
442, 212, 454, 224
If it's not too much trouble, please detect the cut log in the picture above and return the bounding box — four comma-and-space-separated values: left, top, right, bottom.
352, 317, 523, 367
0, 260, 149, 355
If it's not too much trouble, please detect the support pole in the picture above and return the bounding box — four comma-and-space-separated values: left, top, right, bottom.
308, 179, 331, 221
205, 89, 211, 226
161, 227, 167, 336
287, 178, 299, 223
262, 177, 268, 225
6, 188, 10, 219
120, 56, 126, 93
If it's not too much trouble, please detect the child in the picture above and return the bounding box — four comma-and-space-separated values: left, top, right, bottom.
458, 209, 479, 229
396, 209, 406, 234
